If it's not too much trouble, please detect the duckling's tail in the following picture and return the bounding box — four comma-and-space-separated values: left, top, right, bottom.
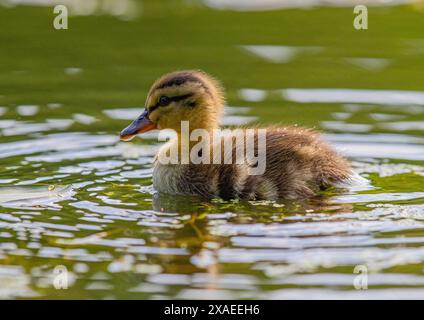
334, 171, 372, 190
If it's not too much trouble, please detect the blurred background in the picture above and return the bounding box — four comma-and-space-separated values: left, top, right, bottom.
1, 0, 424, 299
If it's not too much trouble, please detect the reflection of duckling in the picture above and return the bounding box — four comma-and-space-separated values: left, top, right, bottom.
120, 70, 353, 200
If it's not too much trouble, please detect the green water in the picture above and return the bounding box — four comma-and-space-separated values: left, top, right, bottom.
1, 0, 424, 299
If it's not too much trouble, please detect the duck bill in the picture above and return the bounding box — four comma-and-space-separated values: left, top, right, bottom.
119, 109, 157, 141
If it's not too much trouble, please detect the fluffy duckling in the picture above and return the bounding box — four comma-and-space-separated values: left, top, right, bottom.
120, 70, 353, 200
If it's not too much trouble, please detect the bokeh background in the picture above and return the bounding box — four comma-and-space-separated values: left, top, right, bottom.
1, 0, 424, 299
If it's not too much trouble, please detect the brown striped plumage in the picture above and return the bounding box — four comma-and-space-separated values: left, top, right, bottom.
121, 70, 353, 200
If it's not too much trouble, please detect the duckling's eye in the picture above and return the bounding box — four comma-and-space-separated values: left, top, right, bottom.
158, 96, 171, 107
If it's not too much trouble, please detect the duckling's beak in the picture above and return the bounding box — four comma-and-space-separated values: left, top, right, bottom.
120, 109, 157, 141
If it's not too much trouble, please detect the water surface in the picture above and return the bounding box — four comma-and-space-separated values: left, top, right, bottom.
1, 0, 424, 299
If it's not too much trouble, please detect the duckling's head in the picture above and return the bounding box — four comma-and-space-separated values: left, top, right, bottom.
120, 70, 224, 141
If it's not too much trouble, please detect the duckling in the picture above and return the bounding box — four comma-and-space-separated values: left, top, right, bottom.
120, 70, 353, 200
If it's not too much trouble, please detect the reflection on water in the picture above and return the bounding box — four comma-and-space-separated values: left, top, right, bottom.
0, 185, 75, 208
1, 0, 139, 20
329, 134, 424, 160
240, 45, 322, 64
282, 88, 424, 105
1, 0, 424, 300
203, 0, 423, 11
344, 58, 393, 71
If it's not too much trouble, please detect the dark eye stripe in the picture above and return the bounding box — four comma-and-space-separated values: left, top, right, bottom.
170, 93, 193, 102
148, 93, 193, 114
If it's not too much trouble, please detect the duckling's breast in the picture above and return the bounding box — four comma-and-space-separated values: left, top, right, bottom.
152, 163, 184, 195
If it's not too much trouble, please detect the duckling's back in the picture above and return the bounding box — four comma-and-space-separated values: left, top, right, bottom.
256, 126, 352, 199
